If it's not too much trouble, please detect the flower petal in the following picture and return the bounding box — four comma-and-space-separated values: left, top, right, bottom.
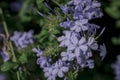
59, 41, 65, 47
45, 72, 50, 77
65, 39, 71, 46
65, 31, 71, 38
90, 43, 98, 50
58, 70, 64, 78
68, 53, 75, 61
67, 44, 76, 50
87, 60, 94, 69
52, 69, 58, 75
75, 47, 80, 57
58, 36, 65, 41
61, 52, 67, 56
79, 37, 86, 45
61, 67, 69, 72
79, 45, 88, 52
88, 37, 95, 45
81, 25, 88, 31
75, 26, 82, 32
70, 35, 78, 44
62, 57, 68, 61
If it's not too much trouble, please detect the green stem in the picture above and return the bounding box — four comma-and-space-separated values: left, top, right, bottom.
0, 8, 17, 62
0, 8, 20, 80
51, 0, 61, 6
17, 71, 20, 80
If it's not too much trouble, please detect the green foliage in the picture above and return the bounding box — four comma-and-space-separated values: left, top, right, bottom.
36, 0, 48, 13
105, 0, 120, 45
19, 0, 33, 22
36, 0, 44, 6
34, 12, 64, 58
106, 6, 120, 19
112, 37, 120, 45
67, 70, 78, 80
43, 43, 64, 58
0, 61, 19, 71
116, 20, 120, 28
105, 0, 120, 29
19, 53, 28, 64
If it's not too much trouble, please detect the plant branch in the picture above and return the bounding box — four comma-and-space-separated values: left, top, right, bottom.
0, 7, 20, 80
0, 8, 17, 62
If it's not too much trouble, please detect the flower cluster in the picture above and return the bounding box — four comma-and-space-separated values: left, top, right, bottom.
10, 30, 34, 49
112, 55, 120, 80
58, 32, 106, 69
58, 0, 106, 69
33, 0, 107, 80
61, 0, 103, 20
32, 47, 69, 80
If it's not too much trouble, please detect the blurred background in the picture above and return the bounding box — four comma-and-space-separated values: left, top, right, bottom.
0, 0, 120, 80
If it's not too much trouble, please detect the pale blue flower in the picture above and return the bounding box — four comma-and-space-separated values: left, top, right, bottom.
52, 60, 69, 78
32, 47, 51, 68
37, 57, 50, 68
84, 50, 93, 59
68, 37, 88, 56
60, 5, 69, 14
32, 46, 43, 57
61, 51, 75, 61
112, 55, 120, 80
86, 23, 100, 35
10, 31, 22, 41
44, 67, 56, 80
73, 0, 82, 5
73, 12, 84, 19
68, 0, 103, 20
70, 19, 88, 32
74, 4, 84, 12
87, 37, 98, 50
86, 59, 94, 69
76, 54, 87, 68
99, 44, 107, 60
0, 50, 10, 62
59, 20, 74, 28
58, 31, 72, 47
10, 30, 34, 49
76, 55, 94, 69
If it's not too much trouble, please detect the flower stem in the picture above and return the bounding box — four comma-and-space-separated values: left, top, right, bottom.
51, 0, 61, 6
0, 7, 20, 80
17, 71, 20, 80
0, 8, 17, 62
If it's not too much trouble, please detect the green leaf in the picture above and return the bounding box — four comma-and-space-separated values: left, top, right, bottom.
67, 70, 78, 80
36, 0, 44, 7
112, 37, 120, 45
19, 53, 28, 64
1, 61, 19, 71
19, 0, 32, 22
53, 29, 60, 34
36, 0, 49, 13
116, 20, 120, 28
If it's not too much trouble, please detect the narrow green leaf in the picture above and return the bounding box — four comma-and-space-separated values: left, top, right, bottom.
19, 53, 28, 64
1, 61, 19, 71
